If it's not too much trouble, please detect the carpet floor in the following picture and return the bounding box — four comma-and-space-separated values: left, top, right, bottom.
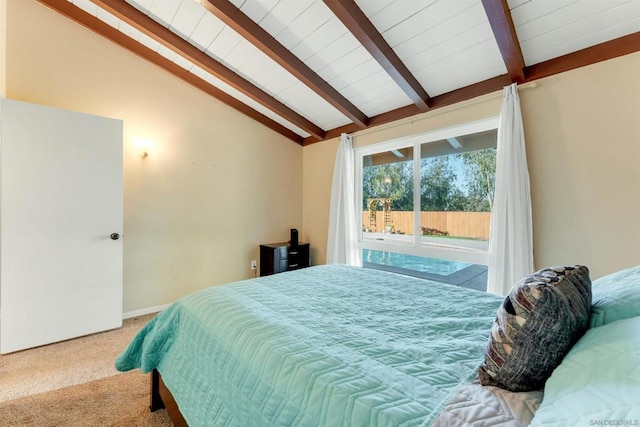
0, 370, 172, 426
0, 314, 172, 426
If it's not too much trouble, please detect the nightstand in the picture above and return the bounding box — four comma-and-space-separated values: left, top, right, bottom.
259, 242, 310, 276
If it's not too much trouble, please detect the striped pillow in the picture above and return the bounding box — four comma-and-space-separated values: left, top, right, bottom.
478, 265, 592, 392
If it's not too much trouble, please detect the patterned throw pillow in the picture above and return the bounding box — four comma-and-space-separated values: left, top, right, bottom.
478, 265, 592, 392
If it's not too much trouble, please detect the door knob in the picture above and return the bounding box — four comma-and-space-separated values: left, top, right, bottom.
110, 233, 120, 240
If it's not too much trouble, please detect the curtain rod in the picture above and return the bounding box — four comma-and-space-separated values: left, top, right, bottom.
351, 81, 539, 139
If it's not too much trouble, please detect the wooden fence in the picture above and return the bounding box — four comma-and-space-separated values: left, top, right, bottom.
363, 211, 491, 240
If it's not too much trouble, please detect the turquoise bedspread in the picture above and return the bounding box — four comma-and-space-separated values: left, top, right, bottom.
116, 264, 502, 426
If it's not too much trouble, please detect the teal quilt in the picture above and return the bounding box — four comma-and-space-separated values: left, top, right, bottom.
116, 264, 502, 426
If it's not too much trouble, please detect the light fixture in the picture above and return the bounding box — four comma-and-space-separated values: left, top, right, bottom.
134, 138, 155, 160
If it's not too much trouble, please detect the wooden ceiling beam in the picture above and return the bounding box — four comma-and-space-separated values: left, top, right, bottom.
201, 0, 369, 129
37, 0, 304, 144
481, 0, 526, 83
90, 0, 324, 141
323, 0, 431, 112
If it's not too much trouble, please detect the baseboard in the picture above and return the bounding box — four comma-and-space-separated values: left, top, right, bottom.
123, 304, 170, 320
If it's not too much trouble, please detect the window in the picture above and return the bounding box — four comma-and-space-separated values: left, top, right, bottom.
355, 118, 498, 268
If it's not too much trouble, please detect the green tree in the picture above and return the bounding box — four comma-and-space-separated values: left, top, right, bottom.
362, 161, 413, 210
456, 148, 496, 212
420, 156, 462, 211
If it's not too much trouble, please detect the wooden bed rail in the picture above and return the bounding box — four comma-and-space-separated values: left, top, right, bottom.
150, 369, 189, 426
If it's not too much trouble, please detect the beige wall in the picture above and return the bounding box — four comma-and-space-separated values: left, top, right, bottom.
6, 0, 302, 312
0, 0, 6, 96
301, 137, 338, 265
522, 52, 639, 279
303, 53, 640, 280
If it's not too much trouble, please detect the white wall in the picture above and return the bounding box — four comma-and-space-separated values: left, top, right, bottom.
6, 0, 303, 313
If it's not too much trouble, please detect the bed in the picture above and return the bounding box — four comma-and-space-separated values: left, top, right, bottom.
116, 263, 640, 426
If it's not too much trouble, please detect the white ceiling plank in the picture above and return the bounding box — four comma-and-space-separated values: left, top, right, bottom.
415, 41, 506, 95
117, 19, 142, 41
521, 2, 640, 64
240, 0, 280, 24
148, 0, 181, 27
258, 0, 314, 36
507, 0, 531, 9
172, 53, 194, 70
415, 37, 504, 77
403, 21, 503, 80
137, 32, 161, 51
275, 1, 334, 50
188, 11, 226, 51
277, 83, 350, 130
72, 0, 99, 16
355, 0, 393, 19
126, 0, 153, 15
206, 26, 244, 62
391, 2, 485, 62
517, 0, 639, 63
290, 17, 348, 61
514, 0, 627, 42
189, 64, 210, 80
225, 39, 261, 71
323, 47, 377, 88
155, 44, 178, 62
239, 55, 300, 95
346, 83, 410, 111
383, 0, 479, 50
169, 0, 207, 40
328, 58, 389, 92
304, 32, 361, 72
354, 89, 412, 117
510, 0, 581, 32
339, 70, 401, 100
96, 7, 120, 29
367, 0, 439, 34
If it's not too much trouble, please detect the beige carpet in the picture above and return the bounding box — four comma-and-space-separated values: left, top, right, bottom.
0, 314, 172, 425
0, 370, 171, 426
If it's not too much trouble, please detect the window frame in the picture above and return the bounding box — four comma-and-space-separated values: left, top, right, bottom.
354, 117, 499, 266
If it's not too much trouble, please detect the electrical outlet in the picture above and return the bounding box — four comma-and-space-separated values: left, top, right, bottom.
250, 260, 257, 271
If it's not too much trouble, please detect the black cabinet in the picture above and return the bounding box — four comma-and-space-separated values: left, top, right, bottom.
259, 242, 310, 276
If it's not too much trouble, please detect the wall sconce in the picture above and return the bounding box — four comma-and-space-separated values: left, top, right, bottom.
134, 138, 155, 160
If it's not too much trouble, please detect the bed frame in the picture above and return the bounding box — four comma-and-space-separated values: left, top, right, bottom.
150, 369, 188, 426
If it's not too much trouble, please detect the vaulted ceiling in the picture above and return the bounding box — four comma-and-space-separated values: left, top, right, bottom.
39, 0, 640, 145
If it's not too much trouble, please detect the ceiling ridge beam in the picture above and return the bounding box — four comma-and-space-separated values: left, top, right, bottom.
201, 0, 369, 128
323, 0, 431, 112
481, 0, 526, 83
37, 0, 303, 144
88, 0, 325, 141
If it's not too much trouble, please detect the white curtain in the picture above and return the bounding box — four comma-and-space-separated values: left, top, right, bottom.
487, 83, 534, 295
326, 133, 362, 266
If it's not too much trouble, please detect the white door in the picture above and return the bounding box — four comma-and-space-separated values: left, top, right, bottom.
0, 99, 123, 354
